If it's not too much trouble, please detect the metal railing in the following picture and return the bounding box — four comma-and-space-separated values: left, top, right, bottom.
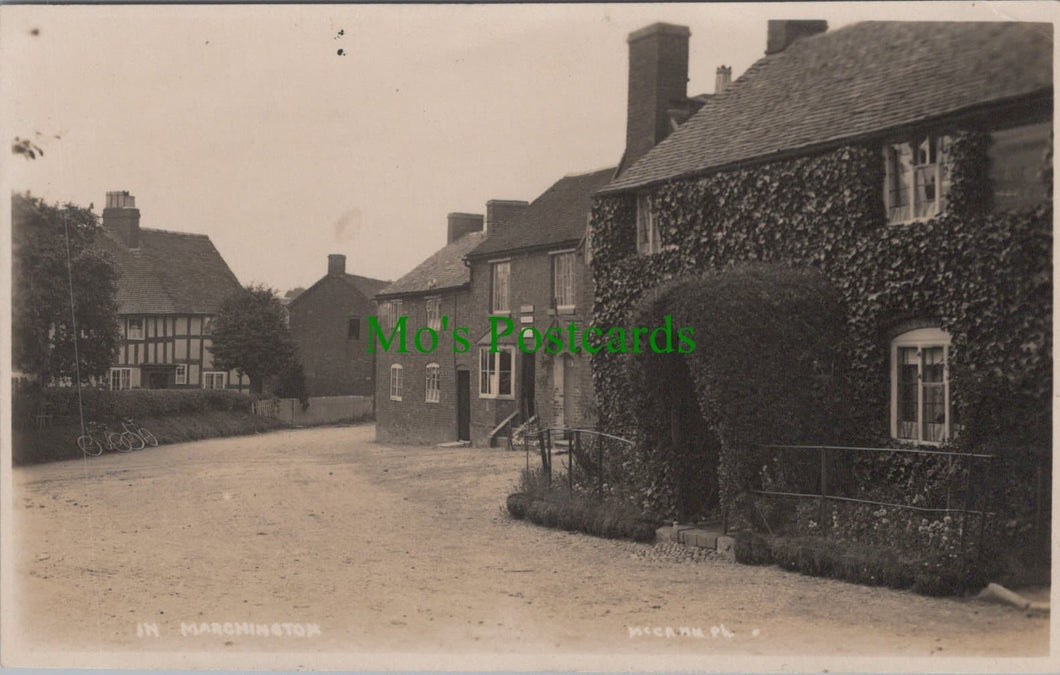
752, 443, 997, 558
531, 427, 635, 495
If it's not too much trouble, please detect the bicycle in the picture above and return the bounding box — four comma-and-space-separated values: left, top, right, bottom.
77, 421, 141, 456
121, 417, 158, 448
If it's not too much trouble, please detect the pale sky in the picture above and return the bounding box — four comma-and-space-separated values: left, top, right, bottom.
1, 2, 1050, 292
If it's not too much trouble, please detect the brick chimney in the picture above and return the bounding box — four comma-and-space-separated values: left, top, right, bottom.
102, 190, 140, 248
715, 65, 732, 94
765, 20, 827, 55
328, 253, 346, 276
624, 23, 691, 171
447, 212, 484, 244
485, 200, 529, 235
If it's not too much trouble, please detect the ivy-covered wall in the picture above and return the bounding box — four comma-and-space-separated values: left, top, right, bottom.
589, 130, 1052, 538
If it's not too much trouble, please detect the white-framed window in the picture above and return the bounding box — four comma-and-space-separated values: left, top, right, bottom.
551, 250, 576, 309
203, 371, 227, 390
109, 367, 131, 391
426, 297, 441, 331
175, 364, 187, 385
479, 346, 514, 398
390, 364, 404, 401
126, 317, 144, 341
425, 363, 441, 403
379, 301, 402, 331
884, 134, 952, 224
490, 261, 511, 314
636, 193, 660, 254
891, 327, 951, 444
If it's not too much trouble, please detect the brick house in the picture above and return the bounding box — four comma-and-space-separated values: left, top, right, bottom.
94, 191, 250, 390
591, 20, 1051, 452
374, 214, 485, 445
288, 254, 389, 397
464, 170, 615, 446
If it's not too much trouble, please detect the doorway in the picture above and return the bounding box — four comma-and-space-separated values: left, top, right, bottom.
520, 353, 536, 420
456, 369, 470, 442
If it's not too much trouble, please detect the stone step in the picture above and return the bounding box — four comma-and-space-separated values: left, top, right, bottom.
654, 524, 735, 560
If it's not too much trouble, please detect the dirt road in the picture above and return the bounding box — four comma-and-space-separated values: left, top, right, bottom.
6, 425, 1049, 669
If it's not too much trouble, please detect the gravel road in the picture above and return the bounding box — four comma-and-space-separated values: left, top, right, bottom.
6, 424, 1048, 669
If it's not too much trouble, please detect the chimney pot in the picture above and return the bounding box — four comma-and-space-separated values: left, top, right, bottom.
446, 212, 485, 244
328, 254, 346, 276
715, 65, 732, 95
765, 20, 828, 55
622, 22, 691, 173
102, 190, 141, 248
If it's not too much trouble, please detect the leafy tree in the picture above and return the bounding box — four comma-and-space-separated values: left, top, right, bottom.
209, 284, 304, 394
12, 193, 122, 384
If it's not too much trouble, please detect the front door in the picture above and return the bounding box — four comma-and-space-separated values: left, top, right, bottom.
520, 353, 536, 420
144, 369, 169, 389
456, 370, 470, 442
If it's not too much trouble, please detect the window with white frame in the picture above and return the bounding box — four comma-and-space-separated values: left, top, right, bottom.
126, 317, 144, 340
109, 367, 131, 391
636, 193, 660, 254
426, 297, 441, 331
479, 346, 514, 398
379, 300, 402, 331
551, 251, 575, 309
203, 371, 227, 390
425, 363, 441, 403
390, 364, 403, 401
175, 364, 187, 385
490, 261, 510, 314
891, 327, 951, 444
884, 134, 951, 223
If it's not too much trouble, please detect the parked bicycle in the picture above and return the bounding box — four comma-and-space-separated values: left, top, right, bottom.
121, 417, 158, 448
76, 421, 143, 456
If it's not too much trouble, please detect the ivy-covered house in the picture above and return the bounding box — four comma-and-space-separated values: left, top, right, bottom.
589, 20, 1051, 565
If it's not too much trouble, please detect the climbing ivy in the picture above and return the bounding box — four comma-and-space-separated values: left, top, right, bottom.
590, 131, 1052, 551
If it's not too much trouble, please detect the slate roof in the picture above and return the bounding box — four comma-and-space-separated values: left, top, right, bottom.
604, 21, 1053, 193
95, 227, 242, 315
469, 167, 617, 257
377, 230, 486, 298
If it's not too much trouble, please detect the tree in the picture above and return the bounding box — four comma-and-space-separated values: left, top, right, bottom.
12, 193, 122, 384
209, 284, 304, 394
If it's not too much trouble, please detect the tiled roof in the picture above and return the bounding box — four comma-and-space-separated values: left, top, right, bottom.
377, 230, 485, 297
604, 21, 1053, 193
470, 167, 617, 257
341, 274, 390, 299
95, 227, 242, 315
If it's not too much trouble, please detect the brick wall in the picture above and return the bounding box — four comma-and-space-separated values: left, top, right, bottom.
467, 244, 596, 445
288, 278, 377, 396
374, 290, 476, 445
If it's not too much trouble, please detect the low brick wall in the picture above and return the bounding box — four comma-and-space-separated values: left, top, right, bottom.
269, 395, 373, 426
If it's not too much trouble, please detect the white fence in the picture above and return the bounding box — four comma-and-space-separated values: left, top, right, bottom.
252, 395, 373, 426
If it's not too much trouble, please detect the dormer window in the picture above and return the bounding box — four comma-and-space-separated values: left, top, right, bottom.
884, 134, 951, 224
636, 193, 660, 254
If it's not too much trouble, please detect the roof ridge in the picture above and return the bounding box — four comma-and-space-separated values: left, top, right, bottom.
564, 166, 618, 178
141, 227, 211, 239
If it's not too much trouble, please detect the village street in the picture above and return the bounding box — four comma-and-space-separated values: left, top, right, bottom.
8, 425, 1048, 669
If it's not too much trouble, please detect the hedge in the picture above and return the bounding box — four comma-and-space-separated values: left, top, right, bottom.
13, 384, 262, 429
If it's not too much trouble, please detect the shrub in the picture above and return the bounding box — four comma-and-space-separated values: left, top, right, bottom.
507, 468, 656, 542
